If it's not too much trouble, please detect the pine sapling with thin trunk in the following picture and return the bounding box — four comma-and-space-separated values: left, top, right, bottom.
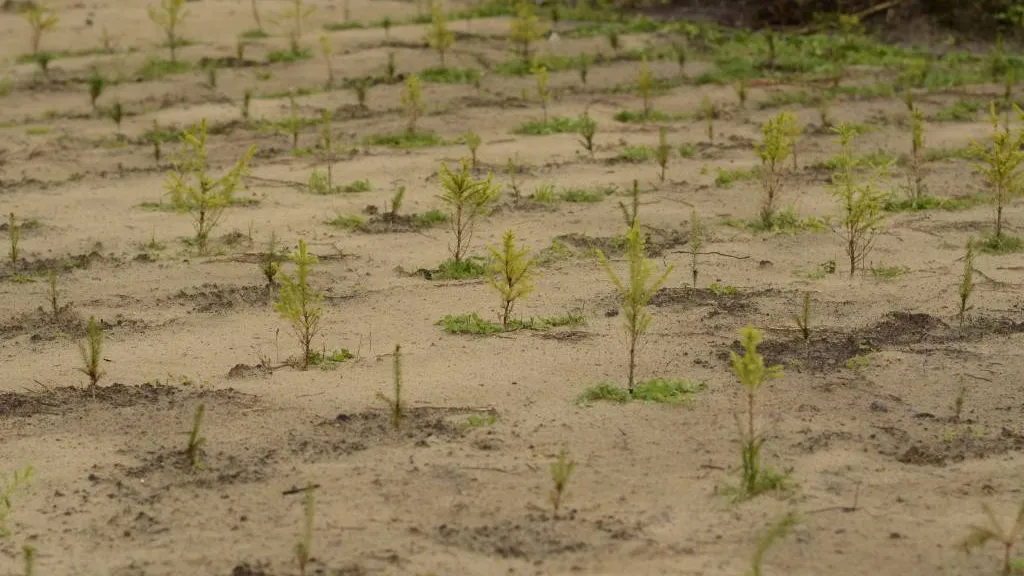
148, 0, 187, 62
702, 95, 714, 144
578, 112, 596, 157
294, 484, 316, 576
487, 230, 535, 327
274, 239, 323, 370
47, 269, 59, 321
959, 239, 975, 329
596, 220, 673, 394
688, 209, 704, 289
656, 126, 670, 183
507, 156, 522, 204
962, 501, 1024, 576
241, 90, 252, 123
185, 403, 206, 470
109, 101, 123, 134
78, 316, 105, 387
736, 78, 748, 109
831, 123, 886, 277
151, 120, 162, 163
793, 291, 811, 362
619, 180, 639, 228
377, 344, 405, 430
906, 104, 926, 205
533, 65, 550, 124
382, 16, 391, 38
549, 448, 576, 517
577, 54, 589, 86
438, 159, 500, 263
756, 111, 794, 228
673, 41, 686, 79
320, 109, 334, 190
750, 511, 799, 576
319, 35, 334, 90
87, 70, 105, 113
637, 56, 654, 118
464, 132, 481, 171
285, 94, 301, 150
261, 232, 282, 288
427, 0, 453, 67
969, 103, 1024, 245
509, 0, 545, 61
401, 74, 425, 133
8, 213, 20, 264
386, 52, 396, 81
730, 325, 784, 499
21, 5, 58, 54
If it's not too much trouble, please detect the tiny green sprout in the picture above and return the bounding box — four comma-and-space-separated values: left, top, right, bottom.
0, 465, 33, 538
151, 120, 162, 163
147, 0, 188, 62
487, 230, 536, 328
464, 131, 482, 171
637, 56, 654, 118
962, 501, 1024, 576
260, 231, 283, 288
750, 511, 799, 576
401, 74, 425, 133
274, 239, 323, 370
319, 109, 334, 190
285, 94, 301, 149
376, 344, 405, 430
108, 101, 124, 133
185, 403, 206, 470
532, 64, 551, 123
688, 209, 704, 289
46, 269, 59, 320
242, 89, 252, 122
294, 484, 316, 576
8, 212, 20, 264
549, 448, 576, 516
702, 95, 714, 144
730, 325, 784, 499
509, 0, 546, 60
87, 70, 105, 113
959, 239, 975, 329
597, 220, 673, 394
21, 4, 58, 54
577, 54, 589, 86
319, 34, 334, 89
673, 41, 687, 78
426, 0, 454, 67
578, 111, 596, 157
78, 315, 105, 387
656, 126, 671, 183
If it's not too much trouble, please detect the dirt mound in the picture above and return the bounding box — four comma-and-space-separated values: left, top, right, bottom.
0, 382, 252, 418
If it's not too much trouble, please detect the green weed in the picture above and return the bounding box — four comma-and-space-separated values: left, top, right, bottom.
514, 116, 586, 136
618, 145, 655, 163
136, 56, 191, 80
871, 264, 909, 279
435, 257, 488, 280
439, 312, 504, 334
465, 414, 497, 428
714, 167, 757, 188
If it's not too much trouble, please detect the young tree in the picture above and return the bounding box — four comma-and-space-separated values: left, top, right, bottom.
274, 239, 322, 370
438, 159, 500, 264
596, 220, 673, 394
165, 119, 257, 252
78, 316, 105, 387
756, 111, 795, 228
147, 0, 188, 62
426, 1, 454, 67
20, 4, 59, 55
730, 325, 783, 498
275, 0, 315, 53
533, 65, 550, 123
830, 123, 886, 276
970, 104, 1024, 245
509, 0, 546, 60
637, 56, 654, 117
487, 230, 536, 327
401, 74, 426, 133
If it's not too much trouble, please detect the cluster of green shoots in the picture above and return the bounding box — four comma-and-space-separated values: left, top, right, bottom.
830, 123, 886, 276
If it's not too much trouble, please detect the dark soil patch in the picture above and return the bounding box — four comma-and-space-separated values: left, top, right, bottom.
0, 382, 253, 418
554, 226, 685, 258
887, 427, 1024, 467
296, 407, 496, 460
1, 250, 105, 280
434, 512, 643, 561
0, 306, 84, 341
353, 211, 443, 234
164, 283, 270, 313
651, 286, 766, 314
117, 444, 277, 487
197, 56, 260, 69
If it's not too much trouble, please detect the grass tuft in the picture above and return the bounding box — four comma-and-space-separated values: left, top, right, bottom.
266, 47, 313, 63
136, 57, 191, 80
513, 116, 587, 135
975, 234, 1024, 254
363, 131, 446, 148
435, 257, 488, 280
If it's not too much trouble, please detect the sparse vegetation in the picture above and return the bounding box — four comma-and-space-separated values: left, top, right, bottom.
78, 316, 105, 387
549, 448, 576, 516
962, 501, 1024, 576
487, 230, 536, 328
274, 239, 323, 370
970, 104, 1023, 250
438, 159, 500, 264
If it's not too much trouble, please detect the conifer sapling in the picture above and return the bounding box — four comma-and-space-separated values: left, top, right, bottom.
656, 126, 671, 183
831, 123, 886, 276
596, 220, 673, 394
185, 403, 206, 470
702, 95, 714, 144
533, 65, 551, 123
148, 0, 188, 62
401, 74, 425, 133
319, 35, 334, 89
464, 131, 481, 171
426, 0, 454, 67
549, 448, 576, 516
487, 230, 536, 328
756, 111, 795, 228
969, 103, 1023, 246
377, 344, 405, 430
21, 4, 58, 54
578, 112, 596, 158
8, 213, 20, 264
637, 56, 654, 118
438, 159, 500, 263
274, 239, 323, 370
730, 325, 784, 498
47, 269, 59, 321
87, 70, 105, 113
688, 209, 704, 289
959, 239, 975, 329
509, 0, 546, 60
78, 316, 105, 387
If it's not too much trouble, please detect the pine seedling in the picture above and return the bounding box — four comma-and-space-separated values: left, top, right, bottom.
77, 316, 105, 387
319, 35, 334, 89
148, 0, 188, 62
597, 220, 673, 393
274, 239, 322, 370
426, 1, 454, 67
606, 28, 620, 54
1004, 71, 1016, 129
619, 180, 640, 228
401, 74, 425, 133
509, 0, 546, 60
87, 70, 105, 113
702, 95, 714, 144
533, 65, 551, 123
637, 56, 654, 118
205, 64, 218, 89
319, 109, 335, 190
260, 232, 282, 288
100, 27, 113, 53
109, 101, 123, 134
165, 119, 256, 253
783, 113, 801, 170
736, 78, 748, 110
382, 16, 392, 38
349, 77, 370, 109
656, 126, 671, 183
793, 291, 811, 343
962, 501, 1024, 576
969, 103, 1024, 243
464, 131, 481, 171
8, 213, 20, 264
507, 156, 522, 204
688, 209, 704, 289
756, 111, 794, 228
487, 230, 536, 327
151, 120, 162, 163
577, 54, 589, 86
818, 88, 832, 129
235, 37, 247, 64
47, 269, 59, 321
185, 403, 206, 470
21, 4, 58, 54
241, 89, 252, 123
906, 105, 926, 205
386, 52, 396, 81
549, 448, 576, 516
285, 94, 302, 150
294, 484, 316, 576
23, 545, 36, 576
959, 239, 975, 329
673, 41, 687, 79
250, 0, 263, 32
377, 344, 405, 430
831, 123, 886, 277
438, 159, 500, 263
0, 465, 33, 538
389, 186, 406, 216
730, 325, 784, 499
275, 0, 315, 53
750, 511, 799, 576
578, 112, 596, 158
764, 28, 777, 69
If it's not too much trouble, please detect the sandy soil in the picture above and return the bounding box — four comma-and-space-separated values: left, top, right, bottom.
1, 1, 1024, 575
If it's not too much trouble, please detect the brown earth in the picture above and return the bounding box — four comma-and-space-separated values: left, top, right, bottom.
1, 1, 1024, 575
